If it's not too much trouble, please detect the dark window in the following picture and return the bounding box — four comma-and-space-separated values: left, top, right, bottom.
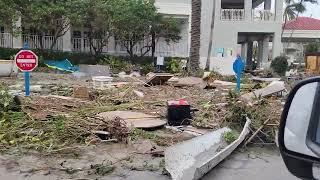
73, 31, 82, 38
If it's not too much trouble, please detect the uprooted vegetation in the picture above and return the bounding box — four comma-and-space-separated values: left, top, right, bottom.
224, 90, 282, 144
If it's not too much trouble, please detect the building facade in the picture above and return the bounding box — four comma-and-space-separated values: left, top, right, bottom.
199, 0, 283, 74
282, 17, 320, 64
0, 0, 191, 58
0, 0, 284, 74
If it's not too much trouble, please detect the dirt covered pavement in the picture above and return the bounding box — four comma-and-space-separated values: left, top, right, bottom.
0, 72, 287, 179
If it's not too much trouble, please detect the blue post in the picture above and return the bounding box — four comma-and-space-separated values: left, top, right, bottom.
236, 73, 241, 92
23, 43, 30, 96
233, 55, 245, 92
24, 72, 30, 96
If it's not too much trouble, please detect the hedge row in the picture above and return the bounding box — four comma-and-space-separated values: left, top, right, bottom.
0, 47, 187, 74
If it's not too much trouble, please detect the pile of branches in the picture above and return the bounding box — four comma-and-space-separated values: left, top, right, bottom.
224, 91, 281, 145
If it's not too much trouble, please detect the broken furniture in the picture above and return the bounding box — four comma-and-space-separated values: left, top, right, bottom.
145, 73, 174, 86
305, 52, 320, 74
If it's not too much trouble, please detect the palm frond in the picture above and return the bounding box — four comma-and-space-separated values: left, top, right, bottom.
303, 0, 318, 4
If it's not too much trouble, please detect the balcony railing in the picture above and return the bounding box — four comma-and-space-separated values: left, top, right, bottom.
0, 33, 13, 48
72, 38, 104, 52
22, 35, 63, 50
253, 10, 274, 21
221, 9, 245, 21
72, 37, 188, 57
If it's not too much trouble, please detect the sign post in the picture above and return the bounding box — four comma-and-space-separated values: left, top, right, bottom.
233, 55, 245, 92
15, 43, 38, 96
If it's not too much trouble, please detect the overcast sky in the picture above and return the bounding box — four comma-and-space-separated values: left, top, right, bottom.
303, 3, 320, 18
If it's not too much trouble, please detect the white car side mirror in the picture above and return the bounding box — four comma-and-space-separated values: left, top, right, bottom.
279, 77, 320, 180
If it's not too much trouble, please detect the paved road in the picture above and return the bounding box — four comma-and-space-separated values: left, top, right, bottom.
0, 146, 303, 180
203, 146, 299, 180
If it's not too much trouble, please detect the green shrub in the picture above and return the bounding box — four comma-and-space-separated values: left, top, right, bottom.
0, 47, 183, 73
100, 56, 133, 74
270, 56, 288, 76
165, 58, 180, 73
305, 43, 320, 53
140, 63, 155, 75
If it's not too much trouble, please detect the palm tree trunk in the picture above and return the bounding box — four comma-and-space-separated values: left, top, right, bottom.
189, 0, 201, 75
206, 1, 215, 71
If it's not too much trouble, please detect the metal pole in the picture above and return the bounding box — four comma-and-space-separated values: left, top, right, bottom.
23, 42, 30, 96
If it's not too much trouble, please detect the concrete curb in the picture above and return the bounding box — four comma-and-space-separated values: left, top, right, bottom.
165, 118, 251, 180
194, 118, 251, 180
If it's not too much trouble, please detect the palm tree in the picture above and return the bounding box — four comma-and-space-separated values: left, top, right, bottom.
206, 1, 216, 71
282, 0, 318, 37
189, 0, 201, 75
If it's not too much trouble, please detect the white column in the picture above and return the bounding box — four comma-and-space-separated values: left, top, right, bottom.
214, 0, 221, 22
275, 0, 283, 22
244, 0, 252, 21
258, 40, 263, 68
12, 17, 22, 49
241, 43, 247, 60
62, 27, 72, 52
272, 32, 283, 59
262, 36, 270, 68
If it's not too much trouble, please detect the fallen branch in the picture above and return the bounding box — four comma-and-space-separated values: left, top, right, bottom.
244, 119, 271, 146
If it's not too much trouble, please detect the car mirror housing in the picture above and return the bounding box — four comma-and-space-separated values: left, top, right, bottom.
279, 77, 320, 180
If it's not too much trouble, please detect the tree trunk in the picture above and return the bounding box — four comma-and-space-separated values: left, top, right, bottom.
206, 0, 215, 71
189, 0, 201, 75
151, 31, 156, 59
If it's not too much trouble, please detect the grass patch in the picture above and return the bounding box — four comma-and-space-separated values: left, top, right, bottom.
224, 130, 239, 144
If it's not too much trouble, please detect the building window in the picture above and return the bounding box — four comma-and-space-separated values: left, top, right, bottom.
73, 31, 82, 38
0, 27, 4, 33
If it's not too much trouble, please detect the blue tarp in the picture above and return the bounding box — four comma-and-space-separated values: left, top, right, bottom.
44, 59, 79, 72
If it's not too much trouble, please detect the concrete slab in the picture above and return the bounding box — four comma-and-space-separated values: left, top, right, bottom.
79, 64, 110, 77
165, 127, 231, 180
97, 111, 166, 129
193, 118, 251, 180
252, 77, 281, 82
242, 81, 286, 103
174, 77, 207, 89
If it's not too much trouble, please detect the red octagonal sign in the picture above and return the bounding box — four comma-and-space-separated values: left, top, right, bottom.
15, 50, 38, 72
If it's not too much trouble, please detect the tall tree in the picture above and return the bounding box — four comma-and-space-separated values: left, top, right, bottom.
110, 0, 157, 60
189, 0, 201, 75
206, 1, 215, 71
81, 0, 113, 56
149, 15, 181, 58
0, 0, 84, 50
0, 0, 19, 31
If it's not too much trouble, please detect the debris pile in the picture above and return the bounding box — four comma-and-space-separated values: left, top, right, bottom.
0, 69, 294, 179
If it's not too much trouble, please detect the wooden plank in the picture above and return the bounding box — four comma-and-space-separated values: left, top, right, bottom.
145, 73, 174, 86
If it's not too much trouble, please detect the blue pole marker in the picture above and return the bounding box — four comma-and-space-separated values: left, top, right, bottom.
23, 43, 30, 96
24, 72, 30, 96
233, 55, 245, 92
